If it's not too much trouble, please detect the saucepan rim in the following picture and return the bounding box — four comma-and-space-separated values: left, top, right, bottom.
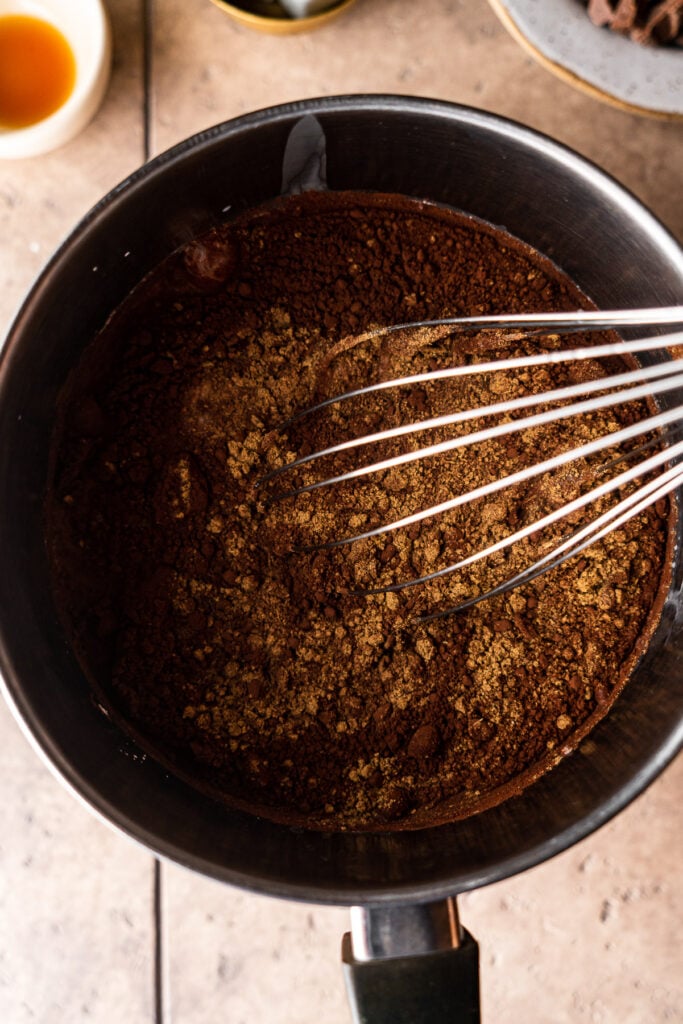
1, 94, 683, 905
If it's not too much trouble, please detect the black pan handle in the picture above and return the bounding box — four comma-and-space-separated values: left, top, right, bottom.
341, 897, 480, 1024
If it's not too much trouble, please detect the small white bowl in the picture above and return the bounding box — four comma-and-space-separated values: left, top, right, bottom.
0, 0, 112, 159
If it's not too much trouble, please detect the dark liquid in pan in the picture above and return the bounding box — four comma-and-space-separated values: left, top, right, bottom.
45, 191, 672, 830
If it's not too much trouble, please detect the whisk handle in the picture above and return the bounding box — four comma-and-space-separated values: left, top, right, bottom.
342, 899, 480, 1024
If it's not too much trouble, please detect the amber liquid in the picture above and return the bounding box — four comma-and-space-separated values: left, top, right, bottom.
0, 14, 76, 130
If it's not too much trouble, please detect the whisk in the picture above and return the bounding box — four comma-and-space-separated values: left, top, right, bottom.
261, 306, 683, 620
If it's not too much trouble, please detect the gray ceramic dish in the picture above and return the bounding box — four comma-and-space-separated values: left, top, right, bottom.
489, 0, 683, 119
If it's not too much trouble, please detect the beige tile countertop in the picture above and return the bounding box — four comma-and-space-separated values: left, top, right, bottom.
0, 1, 682, 1022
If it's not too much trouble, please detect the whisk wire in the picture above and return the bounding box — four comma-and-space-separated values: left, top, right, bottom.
264, 310, 683, 618
264, 352, 683, 491
419, 459, 683, 622
300, 380, 683, 547
272, 316, 683, 438
362, 437, 683, 596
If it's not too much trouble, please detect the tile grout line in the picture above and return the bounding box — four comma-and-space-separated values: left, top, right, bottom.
145, 8, 164, 1023
154, 858, 167, 1024
143, 0, 153, 162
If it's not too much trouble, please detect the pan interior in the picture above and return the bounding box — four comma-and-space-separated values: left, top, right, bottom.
1, 96, 682, 902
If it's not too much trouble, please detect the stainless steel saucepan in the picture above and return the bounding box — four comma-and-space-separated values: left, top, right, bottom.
1, 96, 682, 1023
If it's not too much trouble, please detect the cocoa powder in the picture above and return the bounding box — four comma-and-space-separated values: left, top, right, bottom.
46, 191, 671, 831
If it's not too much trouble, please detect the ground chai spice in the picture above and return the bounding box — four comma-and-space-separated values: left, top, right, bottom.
46, 191, 672, 831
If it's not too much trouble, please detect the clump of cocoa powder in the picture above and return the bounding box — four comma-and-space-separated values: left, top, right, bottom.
46, 191, 671, 831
